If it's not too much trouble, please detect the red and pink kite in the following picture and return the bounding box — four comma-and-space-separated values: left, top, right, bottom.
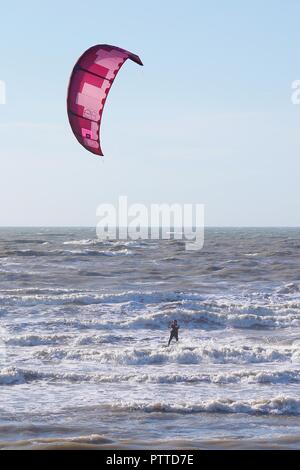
67, 44, 143, 156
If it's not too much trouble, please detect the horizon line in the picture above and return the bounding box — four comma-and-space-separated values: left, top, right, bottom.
1, 225, 300, 229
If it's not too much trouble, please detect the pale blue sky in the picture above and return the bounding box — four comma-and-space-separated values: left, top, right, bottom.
0, 0, 299, 226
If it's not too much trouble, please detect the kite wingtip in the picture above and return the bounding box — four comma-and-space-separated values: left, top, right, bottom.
131, 54, 143, 66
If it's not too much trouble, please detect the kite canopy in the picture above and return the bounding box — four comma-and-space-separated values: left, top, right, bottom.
67, 44, 143, 156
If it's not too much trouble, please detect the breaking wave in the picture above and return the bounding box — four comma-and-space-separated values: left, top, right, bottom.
2, 366, 300, 386
34, 343, 300, 365
106, 396, 300, 416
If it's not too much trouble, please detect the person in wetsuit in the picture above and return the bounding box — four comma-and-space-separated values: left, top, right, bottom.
168, 319, 180, 346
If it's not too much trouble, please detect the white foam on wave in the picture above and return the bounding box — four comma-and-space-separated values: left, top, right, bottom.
124, 308, 300, 330
2, 289, 299, 331
2, 366, 300, 386
63, 239, 94, 246
34, 343, 300, 365
5, 334, 71, 347
244, 253, 260, 257
73, 333, 127, 346
63, 248, 132, 257
62, 239, 145, 248
0, 367, 26, 385
107, 396, 300, 415
0, 289, 201, 304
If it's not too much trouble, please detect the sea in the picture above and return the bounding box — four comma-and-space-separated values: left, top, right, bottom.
0, 227, 300, 449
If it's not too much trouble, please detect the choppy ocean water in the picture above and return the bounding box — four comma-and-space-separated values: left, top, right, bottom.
0, 227, 300, 449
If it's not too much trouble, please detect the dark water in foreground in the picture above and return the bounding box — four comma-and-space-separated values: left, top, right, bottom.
0, 227, 300, 449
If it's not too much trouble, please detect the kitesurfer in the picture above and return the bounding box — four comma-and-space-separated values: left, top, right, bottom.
168, 319, 180, 346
